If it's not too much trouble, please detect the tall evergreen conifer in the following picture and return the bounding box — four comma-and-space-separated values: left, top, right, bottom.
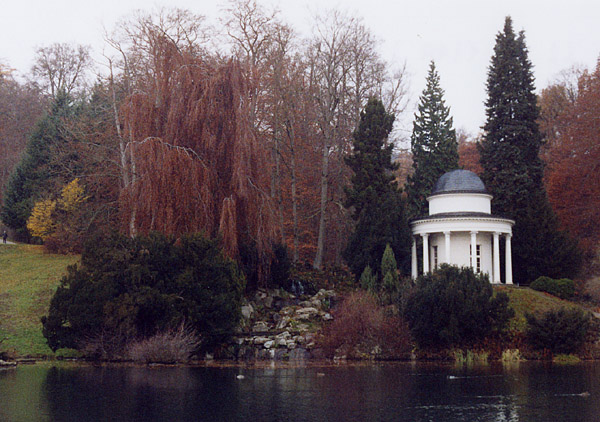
343, 98, 411, 278
479, 17, 580, 283
406, 61, 459, 218
1, 91, 77, 240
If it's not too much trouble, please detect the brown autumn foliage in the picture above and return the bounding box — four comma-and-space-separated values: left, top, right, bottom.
544, 62, 600, 264
118, 32, 276, 275
222, 3, 404, 268
457, 130, 482, 175
538, 66, 582, 161
1, 7, 407, 274
394, 148, 413, 188
319, 290, 412, 359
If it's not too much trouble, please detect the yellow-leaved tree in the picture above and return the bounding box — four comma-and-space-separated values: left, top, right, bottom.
26, 199, 57, 240
27, 178, 88, 252
58, 178, 88, 213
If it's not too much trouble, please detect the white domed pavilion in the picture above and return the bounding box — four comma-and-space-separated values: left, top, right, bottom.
410, 169, 515, 284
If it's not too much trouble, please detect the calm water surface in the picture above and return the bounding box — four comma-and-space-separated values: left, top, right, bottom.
0, 361, 598, 421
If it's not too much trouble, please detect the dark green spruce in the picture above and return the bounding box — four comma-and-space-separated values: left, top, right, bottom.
1, 91, 79, 240
478, 16, 580, 283
343, 98, 412, 278
406, 61, 459, 218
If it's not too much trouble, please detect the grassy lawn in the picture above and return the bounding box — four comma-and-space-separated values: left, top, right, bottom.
0, 243, 79, 357
495, 285, 584, 332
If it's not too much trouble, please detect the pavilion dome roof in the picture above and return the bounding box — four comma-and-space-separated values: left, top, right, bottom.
431, 169, 487, 196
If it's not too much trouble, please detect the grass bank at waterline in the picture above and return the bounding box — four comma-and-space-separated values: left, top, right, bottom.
0, 244, 78, 357
495, 285, 585, 332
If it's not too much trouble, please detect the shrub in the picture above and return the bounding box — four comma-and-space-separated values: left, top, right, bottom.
78, 329, 131, 360
358, 244, 410, 307
501, 349, 522, 362
380, 243, 402, 305
319, 290, 412, 359
404, 265, 514, 349
359, 265, 376, 291
453, 349, 489, 365
552, 354, 581, 364
525, 307, 590, 354
584, 277, 600, 304
42, 232, 244, 354
126, 325, 202, 363
530, 276, 575, 299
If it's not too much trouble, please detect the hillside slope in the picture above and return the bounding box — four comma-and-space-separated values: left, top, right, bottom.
495, 285, 589, 332
0, 244, 78, 357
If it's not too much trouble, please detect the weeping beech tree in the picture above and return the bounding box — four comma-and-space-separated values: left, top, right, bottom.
118, 33, 277, 279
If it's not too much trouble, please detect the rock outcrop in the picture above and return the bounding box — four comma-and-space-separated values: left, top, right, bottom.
231, 288, 336, 360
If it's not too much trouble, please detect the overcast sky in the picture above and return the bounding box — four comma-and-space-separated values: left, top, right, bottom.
2, 0, 600, 137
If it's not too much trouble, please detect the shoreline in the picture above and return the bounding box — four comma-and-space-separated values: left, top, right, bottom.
1, 352, 591, 369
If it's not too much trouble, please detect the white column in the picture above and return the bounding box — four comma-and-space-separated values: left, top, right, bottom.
470, 231, 477, 270
411, 237, 418, 279
493, 232, 501, 283
444, 231, 451, 264
505, 234, 513, 284
422, 233, 430, 274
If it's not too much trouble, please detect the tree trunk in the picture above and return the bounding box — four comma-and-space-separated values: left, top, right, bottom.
108, 61, 130, 188
128, 129, 137, 237
275, 136, 285, 244
286, 121, 300, 263
313, 139, 329, 269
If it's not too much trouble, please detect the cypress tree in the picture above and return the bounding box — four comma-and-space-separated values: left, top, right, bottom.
406, 61, 459, 218
343, 98, 411, 278
381, 243, 399, 292
479, 17, 580, 283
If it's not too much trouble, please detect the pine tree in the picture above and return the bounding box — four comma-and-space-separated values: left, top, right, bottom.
1, 91, 77, 240
406, 61, 459, 218
479, 17, 580, 283
343, 98, 412, 278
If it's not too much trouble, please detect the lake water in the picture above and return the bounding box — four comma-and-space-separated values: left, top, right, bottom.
0, 361, 599, 421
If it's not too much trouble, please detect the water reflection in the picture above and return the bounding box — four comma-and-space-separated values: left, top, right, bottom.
0, 362, 599, 421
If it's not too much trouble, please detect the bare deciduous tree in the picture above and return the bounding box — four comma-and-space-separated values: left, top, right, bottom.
31, 43, 92, 97
306, 10, 407, 268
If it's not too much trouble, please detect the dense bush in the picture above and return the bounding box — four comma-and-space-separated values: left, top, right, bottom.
404, 265, 514, 349
530, 276, 575, 299
526, 307, 590, 354
41, 232, 244, 354
319, 290, 412, 359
